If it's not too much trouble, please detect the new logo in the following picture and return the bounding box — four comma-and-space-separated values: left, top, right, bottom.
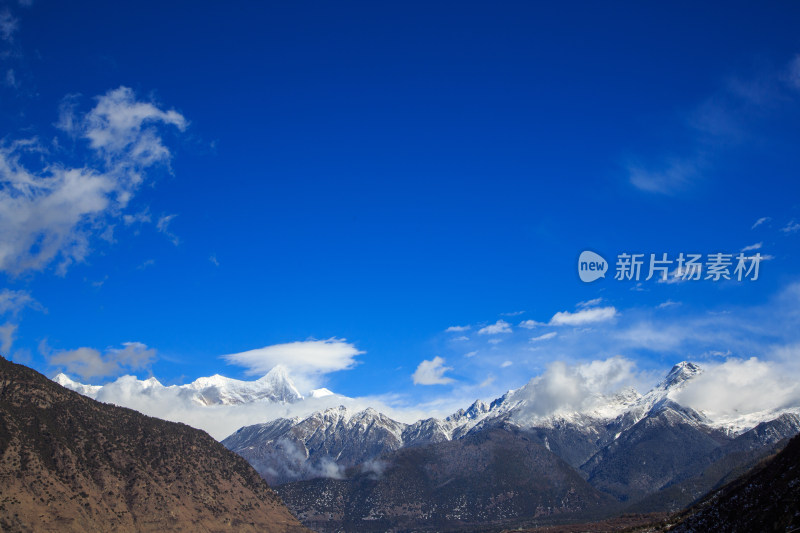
578, 251, 607, 283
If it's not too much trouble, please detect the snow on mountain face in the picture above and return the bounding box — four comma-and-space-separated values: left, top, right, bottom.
52, 373, 102, 398
223, 405, 409, 484
52, 365, 303, 406
223, 360, 800, 486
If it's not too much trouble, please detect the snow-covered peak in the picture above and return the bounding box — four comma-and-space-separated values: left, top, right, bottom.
53, 366, 306, 406
659, 361, 702, 390
52, 373, 102, 397
309, 387, 334, 398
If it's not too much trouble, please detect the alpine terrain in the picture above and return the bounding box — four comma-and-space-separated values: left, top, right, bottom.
221, 362, 800, 531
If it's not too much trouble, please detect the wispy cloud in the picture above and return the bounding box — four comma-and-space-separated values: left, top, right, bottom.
0, 288, 38, 315
445, 325, 470, 332
156, 214, 180, 245
752, 216, 770, 229
44, 341, 156, 380
628, 159, 698, 195
549, 306, 618, 326
0, 322, 17, 354
0, 87, 186, 275
530, 331, 557, 342
741, 242, 763, 252
577, 298, 603, 308
0, 9, 19, 43
628, 57, 800, 195
782, 220, 800, 234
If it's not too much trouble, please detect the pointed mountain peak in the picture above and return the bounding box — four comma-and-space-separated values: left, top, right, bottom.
662, 361, 702, 389
53, 372, 76, 385
261, 364, 291, 381
309, 387, 334, 398
466, 399, 490, 416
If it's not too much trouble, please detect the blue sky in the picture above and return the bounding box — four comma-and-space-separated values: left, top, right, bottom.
2, 1, 800, 411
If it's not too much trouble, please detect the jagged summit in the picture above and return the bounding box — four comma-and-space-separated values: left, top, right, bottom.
54, 365, 305, 406
222, 360, 800, 488
660, 361, 703, 389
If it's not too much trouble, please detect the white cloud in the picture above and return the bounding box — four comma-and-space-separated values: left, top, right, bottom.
487, 338, 503, 345
657, 299, 680, 309
477, 319, 511, 335
223, 338, 363, 390
122, 209, 151, 225
156, 213, 179, 245
412, 356, 455, 385
0, 322, 17, 354
0, 87, 186, 275
464, 350, 478, 358
577, 298, 603, 308
751, 216, 770, 229
512, 357, 639, 418
0, 288, 37, 315
451, 335, 469, 341
78, 87, 187, 166
741, 242, 762, 252
519, 319, 544, 329
500, 310, 524, 317
530, 331, 557, 342
781, 220, 800, 234
0, 9, 18, 42
445, 325, 470, 332
674, 357, 800, 420
500, 360, 513, 368
549, 306, 617, 326
628, 159, 696, 195
209, 255, 219, 267
45, 341, 156, 380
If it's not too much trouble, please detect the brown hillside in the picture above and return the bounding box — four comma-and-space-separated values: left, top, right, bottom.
0, 357, 310, 533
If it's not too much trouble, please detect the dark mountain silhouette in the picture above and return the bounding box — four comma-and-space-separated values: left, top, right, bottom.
667, 430, 800, 532
0, 357, 308, 532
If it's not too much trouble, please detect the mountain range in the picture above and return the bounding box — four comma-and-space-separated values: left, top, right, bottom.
53, 365, 306, 406
221, 362, 800, 531
50, 360, 800, 531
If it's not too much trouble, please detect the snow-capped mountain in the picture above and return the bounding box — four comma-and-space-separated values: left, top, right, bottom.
52, 373, 103, 397
53, 365, 304, 406
223, 361, 800, 487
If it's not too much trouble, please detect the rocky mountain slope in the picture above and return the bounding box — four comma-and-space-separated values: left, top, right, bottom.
667, 430, 800, 532
276, 427, 618, 532
0, 357, 307, 532
224, 362, 799, 489
222, 361, 800, 531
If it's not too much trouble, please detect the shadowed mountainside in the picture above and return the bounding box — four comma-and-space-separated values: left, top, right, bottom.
276, 427, 618, 532
0, 357, 308, 532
